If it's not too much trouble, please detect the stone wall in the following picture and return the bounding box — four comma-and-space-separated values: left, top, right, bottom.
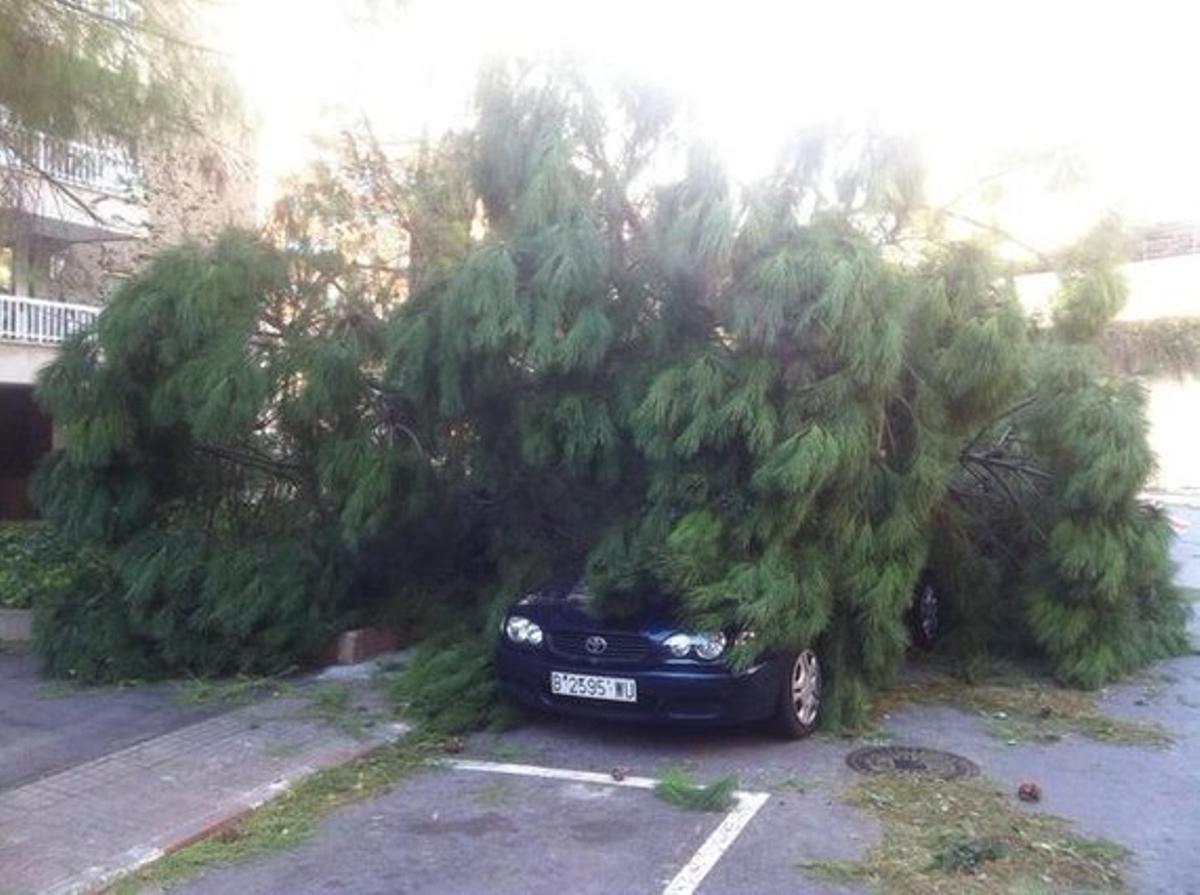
59, 132, 257, 301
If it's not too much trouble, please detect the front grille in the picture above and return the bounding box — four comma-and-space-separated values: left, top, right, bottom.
548, 630, 650, 663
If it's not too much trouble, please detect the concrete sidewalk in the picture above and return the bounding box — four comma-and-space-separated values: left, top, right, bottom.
0, 648, 226, 791
0, 686, 408, 895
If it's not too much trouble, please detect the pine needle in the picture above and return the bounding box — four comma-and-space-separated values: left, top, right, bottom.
653, 769, 738, 812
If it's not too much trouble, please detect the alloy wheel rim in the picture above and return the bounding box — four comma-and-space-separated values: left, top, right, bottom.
792, 649, 821, 725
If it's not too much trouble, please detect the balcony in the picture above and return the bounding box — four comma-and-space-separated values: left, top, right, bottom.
1, 114, 146, 242
1, 121, 140, 199
0, 294, 99, 346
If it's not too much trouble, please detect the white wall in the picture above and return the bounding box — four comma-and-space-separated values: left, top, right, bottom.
0, 344, 57, 386
1017, 254, 1200, 322
1144, 375, 1200, 497
1018, 256, 1200, 497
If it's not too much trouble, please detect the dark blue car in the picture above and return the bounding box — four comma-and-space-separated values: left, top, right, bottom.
495, 573, 826, 739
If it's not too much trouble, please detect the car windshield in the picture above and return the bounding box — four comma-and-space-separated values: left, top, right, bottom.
530, 566, 680, 619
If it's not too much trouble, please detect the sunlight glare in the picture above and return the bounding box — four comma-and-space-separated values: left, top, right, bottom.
213, 0, 1199, 247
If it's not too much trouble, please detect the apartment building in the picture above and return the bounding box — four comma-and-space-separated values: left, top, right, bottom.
0, 116, 254, 518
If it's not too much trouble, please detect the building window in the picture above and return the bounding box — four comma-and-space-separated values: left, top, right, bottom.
0, 245, 13, 294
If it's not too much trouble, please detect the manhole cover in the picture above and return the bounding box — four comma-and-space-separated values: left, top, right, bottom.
846, 746, 979, 780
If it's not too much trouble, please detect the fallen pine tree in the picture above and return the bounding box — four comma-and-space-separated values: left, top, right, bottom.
32, 65, 1190, 728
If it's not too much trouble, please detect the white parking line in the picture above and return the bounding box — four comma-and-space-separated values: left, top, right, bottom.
662, 791, 770, 895
447, 759, 770, 895
449, 758, 660, 789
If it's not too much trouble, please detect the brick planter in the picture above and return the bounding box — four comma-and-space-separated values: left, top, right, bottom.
0, 608, 32, 642
324, 625, 404, 665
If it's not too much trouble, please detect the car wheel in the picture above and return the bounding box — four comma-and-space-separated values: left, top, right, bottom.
771, 648, 821, 739
910, 575, 941, 650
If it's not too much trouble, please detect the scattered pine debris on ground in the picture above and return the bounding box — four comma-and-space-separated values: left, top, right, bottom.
800, 776, 1126, 894
653, 768, 739, 813
876, 665, 1171, 746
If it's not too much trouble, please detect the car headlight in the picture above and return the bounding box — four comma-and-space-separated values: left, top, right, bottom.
504, 615, 543, 647
664, 633, 692, 658
693, 632, 726, 660
663, 631, 727, 659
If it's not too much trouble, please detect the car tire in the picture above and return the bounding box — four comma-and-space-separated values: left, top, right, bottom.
770, 648, 822, 739
910, 574, 941, 650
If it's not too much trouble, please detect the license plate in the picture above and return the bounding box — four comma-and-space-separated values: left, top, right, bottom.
550, 671, 637, 703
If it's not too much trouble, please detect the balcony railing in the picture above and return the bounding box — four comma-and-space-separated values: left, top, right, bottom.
0, 117, 141, 198
0, 295, 100, 346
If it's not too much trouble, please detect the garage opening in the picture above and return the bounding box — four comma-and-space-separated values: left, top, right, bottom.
0, 384, 53, 519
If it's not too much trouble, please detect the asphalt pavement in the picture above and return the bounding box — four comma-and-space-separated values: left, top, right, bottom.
0, 647, 223, 791
3, 503, 1196, 894
162, 607, 1199, 895
157, 506, 1200, 895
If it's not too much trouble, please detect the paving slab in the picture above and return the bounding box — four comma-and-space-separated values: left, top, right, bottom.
0, 685, 408, 895
0, 648, 226, 791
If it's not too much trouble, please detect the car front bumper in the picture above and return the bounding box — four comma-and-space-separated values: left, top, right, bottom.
496, 646, 784, 726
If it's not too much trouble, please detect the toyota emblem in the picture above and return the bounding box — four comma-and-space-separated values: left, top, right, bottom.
585, 635, 608, 655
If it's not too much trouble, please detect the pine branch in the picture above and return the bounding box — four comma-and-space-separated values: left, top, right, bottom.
940, 210, 1052, 268
0, 132, 112, 227
962, 394, 1039, 455
39, 0, 227, 56
193, 439, 304, 483
960, 450, 1052, 481
363, 378, 429, 457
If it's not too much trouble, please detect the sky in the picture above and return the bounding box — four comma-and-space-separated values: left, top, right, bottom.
211, 0, 1199, 251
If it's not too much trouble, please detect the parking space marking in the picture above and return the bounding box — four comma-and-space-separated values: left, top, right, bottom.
662, 790, 770, 895
447, 759, 770, 895
449, 758, 660, 789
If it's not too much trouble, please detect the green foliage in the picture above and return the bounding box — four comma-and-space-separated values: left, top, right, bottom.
929, 836, 1008, 874
653, 769, 738, 812
1023, 389, 1189, 685
1009, 239, 1191, 687
32, 232, 397, 679
387, 581, 533, 734
805, 776, 1127, 893
0, 522, 77, 609
31, 559, 159, 682
388, 633, 519, 734
33, 64, 1190, 727
0, 0, 243, 235
0, 0, 238, 152
1050, 220, 1130, 343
